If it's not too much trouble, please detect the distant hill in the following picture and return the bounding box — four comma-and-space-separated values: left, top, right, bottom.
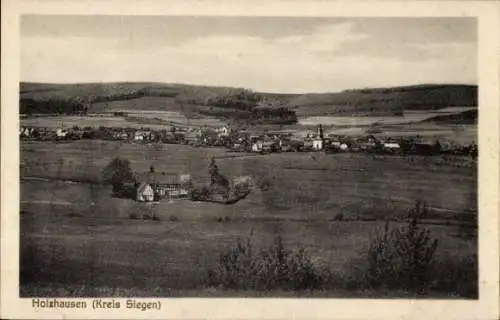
20, 82, 477, 119
289, 84, 478, 117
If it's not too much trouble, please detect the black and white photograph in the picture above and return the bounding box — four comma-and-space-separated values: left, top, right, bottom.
2, 1, 499, 318
17, 14, 481, 299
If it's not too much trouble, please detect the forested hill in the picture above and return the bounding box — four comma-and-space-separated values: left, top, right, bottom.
20, 82, 477, 117
288, 84, 478, 117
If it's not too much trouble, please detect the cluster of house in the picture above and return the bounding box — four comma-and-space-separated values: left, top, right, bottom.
134, 169, 193, 202
20, 123, 478, 157
228, 125, 477, 156
133, 167, 253, 203
19, 124, 231, 145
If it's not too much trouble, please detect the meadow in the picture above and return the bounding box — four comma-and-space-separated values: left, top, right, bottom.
20, 140, 477, 297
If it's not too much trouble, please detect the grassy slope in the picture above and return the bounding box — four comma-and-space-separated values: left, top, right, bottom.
20, 82, 477, 117
21, 140, 477, 219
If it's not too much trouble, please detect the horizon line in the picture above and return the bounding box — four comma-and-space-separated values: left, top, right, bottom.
19, 80, 478, 95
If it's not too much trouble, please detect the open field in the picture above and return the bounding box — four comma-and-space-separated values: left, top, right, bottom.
21, 140, 477, 217
20, 210, 477, 297
21, 113, 226, 130
20, 140, 477, 297
21, 140, 232, 183
299, 107, 476, 126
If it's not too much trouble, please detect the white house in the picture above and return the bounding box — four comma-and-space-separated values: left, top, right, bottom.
136, 183, 154, 202
56, 128, 68, 138
252, 141, 263, 152
216, 125, 230, 137
305, 129, 315, 138
331, 141, 341, 148
20, 127, 32, 137
134, 131, 145, 141
383, 142, 401, 150
312, 138, 323, 150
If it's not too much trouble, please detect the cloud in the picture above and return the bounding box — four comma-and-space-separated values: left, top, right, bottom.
21, 20, 476, 93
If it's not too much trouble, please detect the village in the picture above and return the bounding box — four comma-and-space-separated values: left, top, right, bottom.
20, 120, 477, 208
19, 121, 478, 157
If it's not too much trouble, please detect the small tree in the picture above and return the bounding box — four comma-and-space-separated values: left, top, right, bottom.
366, 201, 438, 293
102, 157, 134, 195
208, 157, 230, 199
393, 201, 438, 291
209, 157, 219, 185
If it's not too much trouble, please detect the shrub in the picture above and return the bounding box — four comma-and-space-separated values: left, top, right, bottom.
207, 228, 322, 291
190, 185, 211, 201
364, 201, 439, 294
216, 216, 232, 223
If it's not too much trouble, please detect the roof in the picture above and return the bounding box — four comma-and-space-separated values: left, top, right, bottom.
135, 172, 191, 185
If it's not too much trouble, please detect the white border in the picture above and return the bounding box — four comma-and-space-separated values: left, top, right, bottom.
2, 1, 499, 319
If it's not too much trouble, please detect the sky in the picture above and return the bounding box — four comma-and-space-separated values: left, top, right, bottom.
21, 16, 477, 93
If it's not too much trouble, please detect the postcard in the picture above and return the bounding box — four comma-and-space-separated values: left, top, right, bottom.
1, 0, 499, 319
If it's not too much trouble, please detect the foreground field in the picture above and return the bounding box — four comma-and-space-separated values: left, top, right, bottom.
20, 211, 477, 297
20, 140, 478, 297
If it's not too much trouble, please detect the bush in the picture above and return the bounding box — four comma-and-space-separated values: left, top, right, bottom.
364, 201, 438, 294
216, 216, 231, 222
207, 229, 322, 291
190, 185, 211, 201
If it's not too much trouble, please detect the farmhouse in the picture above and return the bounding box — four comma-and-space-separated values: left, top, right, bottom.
135, 171, 192, 200
136, 183, 155, 202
